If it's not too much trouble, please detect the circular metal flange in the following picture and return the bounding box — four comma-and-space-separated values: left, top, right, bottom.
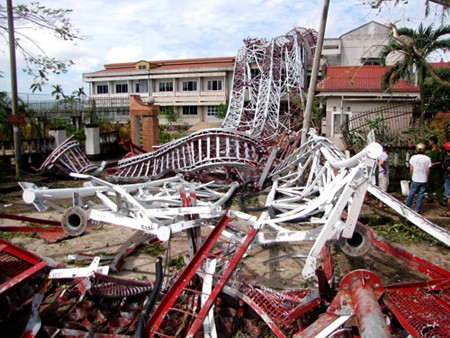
337, 223, 371, 258
61, 206, 88, 237
339, 269, 384, 299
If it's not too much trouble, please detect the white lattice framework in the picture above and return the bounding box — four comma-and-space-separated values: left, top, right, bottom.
110, 28, 315, 182
221, 27, 314, 143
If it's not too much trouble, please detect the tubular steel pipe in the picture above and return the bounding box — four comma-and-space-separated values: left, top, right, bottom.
340, 270, 391, 338
320, 141, 382, 169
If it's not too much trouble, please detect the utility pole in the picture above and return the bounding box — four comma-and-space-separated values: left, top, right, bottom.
301, 0, 329, 146
7, 0, 22, 178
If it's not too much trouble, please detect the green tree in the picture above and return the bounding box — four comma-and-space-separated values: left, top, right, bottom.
0, 92, 11, 140
160, 106, 178, 126
364, 0, 449, 21
73, 87, 86, 101
380, 23, 450, 124
423, 67, 450, 114
216, 103, 228, 119
0, 2, 84, 91
51, 84, 65, 100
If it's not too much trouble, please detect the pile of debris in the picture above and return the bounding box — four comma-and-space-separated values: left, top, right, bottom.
0, 27, 449, 337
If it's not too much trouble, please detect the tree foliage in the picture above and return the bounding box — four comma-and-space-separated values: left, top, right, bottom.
423, 67, 450, 114
217, 103, 228, 119
380, 23, 450, 123
363, 0, 449, 21
0, 2, 84, 92
160, 106, 178, 126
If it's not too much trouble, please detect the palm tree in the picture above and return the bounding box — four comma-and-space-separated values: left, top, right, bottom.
51, 84, 65, 100
73, 87, 86, 101
380, 23, 450, 124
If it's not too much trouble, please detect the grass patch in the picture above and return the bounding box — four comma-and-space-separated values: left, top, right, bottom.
168, 255, 185, 270
139, 242, 165, 256
373, 221, 443, 246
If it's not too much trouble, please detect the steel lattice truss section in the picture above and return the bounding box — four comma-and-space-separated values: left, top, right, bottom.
110, 28, 315, 182
35, 135, 105, 177
111, 129, 264, 182
221, 27, 314, 142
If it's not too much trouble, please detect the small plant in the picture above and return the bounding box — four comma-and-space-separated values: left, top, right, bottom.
168, 255, 185, 270
160, 106, 178, 126
216, 103, 228, 119
374, 221, 442, 246
139, 242, 165, 256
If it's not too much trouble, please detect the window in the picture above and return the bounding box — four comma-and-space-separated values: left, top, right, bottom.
207, 106, 218, 117
361, 57, 381, 65
332, 112, 351, 136
182, 106, 198, 115
115, 84, 128, 93
182, 81, 197, 91
138, 64, 147, 70
96, 85, 108, 94
250, 69, 260, 80
135, 80, 148, 93
207, 80, 222, 91
159, 81, 173, 92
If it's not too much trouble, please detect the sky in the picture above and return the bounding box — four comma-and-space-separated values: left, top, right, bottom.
0, 0, 447, 99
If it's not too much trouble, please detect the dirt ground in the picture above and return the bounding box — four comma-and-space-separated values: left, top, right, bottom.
0, 174, 449, 292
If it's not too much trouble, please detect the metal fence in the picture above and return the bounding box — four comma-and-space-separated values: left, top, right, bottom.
341, 101, 419, 152
25, 97, 131, 123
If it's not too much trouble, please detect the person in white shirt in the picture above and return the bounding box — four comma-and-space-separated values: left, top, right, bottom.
405, 143, 432, 214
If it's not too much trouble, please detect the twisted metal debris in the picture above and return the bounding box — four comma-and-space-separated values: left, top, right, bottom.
4, 27, 450, 337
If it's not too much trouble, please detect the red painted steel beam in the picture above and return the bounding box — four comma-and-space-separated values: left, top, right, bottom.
185, 227, 260, 338
0, 239, 47, 296
341, 212, 450, 279
223, 286, 287, 337
341, 270, 390, 337
361, 220, 450, 279
145, 214, 231, 336
0, 212, 60, 225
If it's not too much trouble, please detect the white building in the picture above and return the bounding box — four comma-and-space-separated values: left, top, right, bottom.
82, 21, 401, 131
83, 57, 235, 126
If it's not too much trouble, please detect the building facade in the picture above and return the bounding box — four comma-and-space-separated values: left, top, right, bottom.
321, 21, 395, 67
83, 57, 235, 126
83, 21, 406, 138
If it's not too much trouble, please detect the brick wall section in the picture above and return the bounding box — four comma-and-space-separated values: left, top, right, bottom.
129, 95, 160, 152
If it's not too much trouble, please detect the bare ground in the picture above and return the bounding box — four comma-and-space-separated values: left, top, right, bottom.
0, 176, 449, 291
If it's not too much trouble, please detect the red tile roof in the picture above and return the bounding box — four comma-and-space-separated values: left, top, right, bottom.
434, 111, 450, 119
431, 61, 450, 69
94, 57, 236, 74
316, 65, 419, 92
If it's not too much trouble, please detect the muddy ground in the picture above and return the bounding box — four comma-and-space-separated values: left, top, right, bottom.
0, 172, 449, 291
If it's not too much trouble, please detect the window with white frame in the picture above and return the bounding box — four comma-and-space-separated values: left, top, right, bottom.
96, 84, 108, 94
135, 80, 148, 93
207, 80, 222, 91
332, 111, 351, 136
115, 83, 128, 94
182, 81, 197, 91
159, 81, 173, 92
182, 106, 198, 115
207, 106, 218, 117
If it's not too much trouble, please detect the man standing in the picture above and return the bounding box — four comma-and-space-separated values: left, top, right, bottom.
405, 143, 431, 214
427, 136, 444, 204
377, 144, 390, 208
441, 142, 450, 218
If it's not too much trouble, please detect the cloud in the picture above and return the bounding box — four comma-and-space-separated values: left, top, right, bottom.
0, 0, 446, 96
105, 45, 143, 63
